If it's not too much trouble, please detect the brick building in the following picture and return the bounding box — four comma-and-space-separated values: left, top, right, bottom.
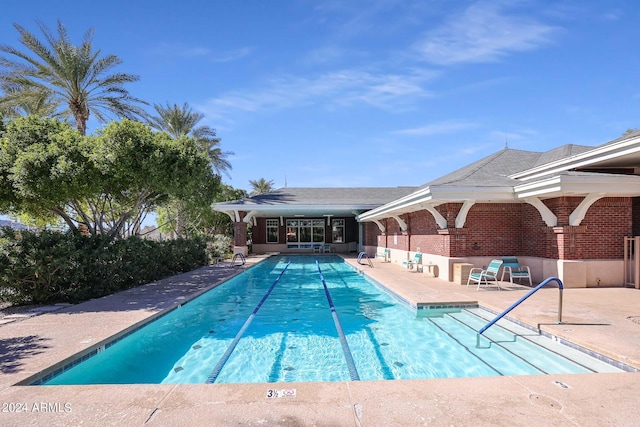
215, 131, 640, 288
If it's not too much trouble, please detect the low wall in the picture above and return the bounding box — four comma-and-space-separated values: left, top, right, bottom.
362, 246, 625, 288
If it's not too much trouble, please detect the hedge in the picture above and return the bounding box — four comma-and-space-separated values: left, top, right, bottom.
0, 228, 207, 305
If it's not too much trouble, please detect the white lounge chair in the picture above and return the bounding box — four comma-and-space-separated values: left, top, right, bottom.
467, 259, 503, 290
500, 257, 532, 286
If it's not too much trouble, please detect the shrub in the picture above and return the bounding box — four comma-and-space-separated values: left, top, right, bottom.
0, 228, 207, 305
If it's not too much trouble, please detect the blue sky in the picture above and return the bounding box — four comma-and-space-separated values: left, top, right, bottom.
2, 0, 639, 192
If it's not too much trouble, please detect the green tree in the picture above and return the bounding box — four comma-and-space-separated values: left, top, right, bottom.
148, 102, 232, 175
0, 82, 61, 119
0, 116, 219, 238
249, 178, 275, 195
0, 21, 147, 135
149, 102, 233, 237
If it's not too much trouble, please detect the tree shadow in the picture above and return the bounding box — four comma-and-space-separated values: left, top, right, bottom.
0, 335, 51, 374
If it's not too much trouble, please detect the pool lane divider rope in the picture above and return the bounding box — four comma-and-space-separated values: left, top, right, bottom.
205, 261, 292, 384
315, 259, 361, 381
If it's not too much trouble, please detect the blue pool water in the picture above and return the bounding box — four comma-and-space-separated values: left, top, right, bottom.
41, 255, 620, 385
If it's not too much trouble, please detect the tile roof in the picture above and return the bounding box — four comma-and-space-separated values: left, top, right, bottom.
418, 148, 542, 188
226, 187, 418, 206
415, 143, 598, 190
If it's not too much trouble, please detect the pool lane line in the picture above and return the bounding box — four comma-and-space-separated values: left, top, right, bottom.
315, 259, 361, 381
205, 261, 292, 384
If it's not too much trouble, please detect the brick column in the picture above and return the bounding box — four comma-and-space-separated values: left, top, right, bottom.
233, 221, 248, 256
437, 228, 468, 257
552, 226, 586, 260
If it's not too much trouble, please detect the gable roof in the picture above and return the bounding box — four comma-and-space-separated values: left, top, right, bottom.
420, 149, 541, 188
240, 187, 417, 206
214, 186, 418, 219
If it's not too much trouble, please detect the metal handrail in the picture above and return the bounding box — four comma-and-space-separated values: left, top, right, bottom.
476, 277, 564, 347
229, 253, 246, 268
357, 252, 373, 268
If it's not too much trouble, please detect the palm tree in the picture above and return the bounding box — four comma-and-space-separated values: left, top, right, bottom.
148, 102, 233, 238
148, 102, 233, 176
0, 82, 61, 118
0, 20, 147, 135
249, 178, 275, 195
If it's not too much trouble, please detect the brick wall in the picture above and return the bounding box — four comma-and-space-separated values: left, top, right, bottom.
632, 197, 640, 236
361, 196, 632, 261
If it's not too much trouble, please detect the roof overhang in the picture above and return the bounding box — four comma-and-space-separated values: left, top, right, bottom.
510, 134, 640, 181
213, 202, 377, 221
357, 185, 515, 222
514, 172, 640, 199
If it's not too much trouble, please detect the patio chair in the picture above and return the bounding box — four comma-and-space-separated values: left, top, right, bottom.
312, 244, 323, 253
402, 253, 422, 272
500, 257, 532, 286
322, 244, 331, 253
375, 248, 390, 262
467, 259, 503, 291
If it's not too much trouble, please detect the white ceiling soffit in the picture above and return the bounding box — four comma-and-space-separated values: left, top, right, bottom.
514, 173, 640, 199
510, 134, 640, 182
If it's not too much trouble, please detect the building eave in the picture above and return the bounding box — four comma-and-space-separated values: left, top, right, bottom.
510, 134, 640, 181
357, 186, 515, 222
514, 173, 640, 199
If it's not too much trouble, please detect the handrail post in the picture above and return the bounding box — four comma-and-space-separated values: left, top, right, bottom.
558, 287, 563, 324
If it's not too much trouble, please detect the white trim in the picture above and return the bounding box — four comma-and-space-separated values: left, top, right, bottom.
373, 219, 386, 233
324, 214, 332, 226
234, 210, 240, 222
569, 193, 605, 226
243, 210, 257, 223
515, 173, 640, 199
357, 186, 515, 222
391, 215, 407, 232
455, 200, 475, 228
423, 205, 448, 229
524, 197, 557, 227
510, 134, 640, 181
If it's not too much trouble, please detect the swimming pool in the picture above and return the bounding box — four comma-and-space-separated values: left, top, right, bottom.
39, 255, 621, 385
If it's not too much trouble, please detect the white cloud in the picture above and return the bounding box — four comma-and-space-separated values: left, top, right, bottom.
414, 1, 557, 65
212, 47, 253, 63
199, 69, 436, 120
150, 43, 252, 62
393, 120, 478, 136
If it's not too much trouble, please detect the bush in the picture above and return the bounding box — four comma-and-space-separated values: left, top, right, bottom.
0, 228, 207, 305
207, 234, 233, 260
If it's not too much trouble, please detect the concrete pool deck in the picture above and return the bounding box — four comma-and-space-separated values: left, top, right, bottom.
0, 254, 639, 426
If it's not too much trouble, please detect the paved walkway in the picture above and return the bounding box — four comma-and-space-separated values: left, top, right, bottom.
1, 255, 639, 426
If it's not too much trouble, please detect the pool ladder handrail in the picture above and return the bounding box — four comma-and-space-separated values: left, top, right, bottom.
229, 253, 246, 268
476, 277, 564, 348
356, 252, 373, 268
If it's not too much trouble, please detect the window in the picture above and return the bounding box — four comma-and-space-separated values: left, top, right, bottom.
266, 219, 279, 243
332, 219, 344, 243
286, 219, 325, 248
